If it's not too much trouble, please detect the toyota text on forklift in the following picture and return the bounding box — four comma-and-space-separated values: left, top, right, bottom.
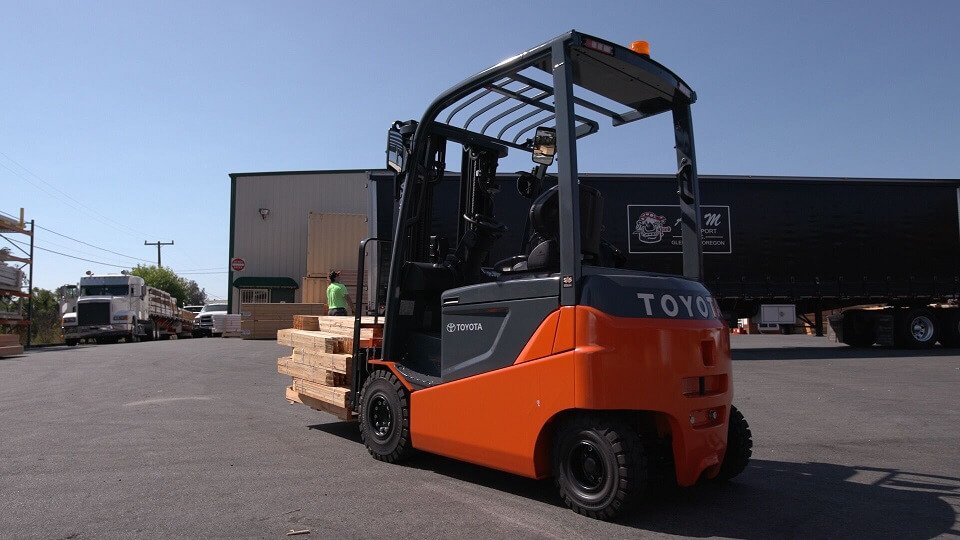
348, 30, 753, 520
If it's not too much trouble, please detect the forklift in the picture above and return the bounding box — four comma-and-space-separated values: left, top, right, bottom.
350, 30, 752, 520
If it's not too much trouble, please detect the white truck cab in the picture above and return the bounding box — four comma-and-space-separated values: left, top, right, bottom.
62, 274, 182, 346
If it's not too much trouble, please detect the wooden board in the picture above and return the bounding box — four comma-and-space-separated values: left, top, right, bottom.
290, 377, 350, 409
0, 334, 20, 346
240, 303, 327, 321
278, 356, 348, 386
285, 386, 354, 422
290, 348, 352, 375
0, 344, 24, 357
276, 328, 368, 353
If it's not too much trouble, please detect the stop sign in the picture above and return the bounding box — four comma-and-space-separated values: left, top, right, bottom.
230, 257, 246, 272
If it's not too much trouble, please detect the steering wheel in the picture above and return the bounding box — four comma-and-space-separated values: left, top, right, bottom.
463, 213, 507, 235
493, 255, 527, 272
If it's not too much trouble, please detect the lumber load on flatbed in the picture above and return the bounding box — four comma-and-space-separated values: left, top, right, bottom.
277, 316, 383, 422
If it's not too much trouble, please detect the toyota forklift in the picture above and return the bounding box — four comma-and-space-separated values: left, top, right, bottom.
349, 31, 752, 520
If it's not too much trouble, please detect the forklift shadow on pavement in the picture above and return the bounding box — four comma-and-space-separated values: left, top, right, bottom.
628, 461, 958, 539
308, 421, 956, 537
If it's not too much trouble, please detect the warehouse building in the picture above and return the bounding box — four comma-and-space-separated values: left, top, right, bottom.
227, 170, 394, 314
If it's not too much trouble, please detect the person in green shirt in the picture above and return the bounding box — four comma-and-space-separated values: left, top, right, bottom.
326, 270, 351, 316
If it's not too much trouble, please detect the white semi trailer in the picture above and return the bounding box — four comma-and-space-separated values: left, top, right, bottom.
61, 274, 194, 346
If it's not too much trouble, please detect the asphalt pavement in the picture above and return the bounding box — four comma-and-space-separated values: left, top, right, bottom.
0, 335, 958, 539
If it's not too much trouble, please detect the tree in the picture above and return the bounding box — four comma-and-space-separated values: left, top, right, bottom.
131, 265, 189, 306
184, 279, 207, 306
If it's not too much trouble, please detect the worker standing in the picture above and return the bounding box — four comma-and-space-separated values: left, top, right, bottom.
326, 270, 351, 316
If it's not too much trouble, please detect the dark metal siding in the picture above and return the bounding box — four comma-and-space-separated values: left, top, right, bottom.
372, 173, 960, 315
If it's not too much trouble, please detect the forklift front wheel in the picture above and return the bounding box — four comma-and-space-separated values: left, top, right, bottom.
552, 415, 646, 520
359, 369, 413, 463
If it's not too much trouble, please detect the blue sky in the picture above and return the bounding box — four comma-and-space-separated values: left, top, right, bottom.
2, 1, 958, 298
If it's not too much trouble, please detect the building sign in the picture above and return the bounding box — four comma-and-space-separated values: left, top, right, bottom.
627, 205, 732, 254
230, 257, 246, 272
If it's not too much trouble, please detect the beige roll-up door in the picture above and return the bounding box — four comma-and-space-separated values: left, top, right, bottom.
305, 213, 368, 278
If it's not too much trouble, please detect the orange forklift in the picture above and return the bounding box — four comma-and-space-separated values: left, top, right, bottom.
350, 30, 752, 520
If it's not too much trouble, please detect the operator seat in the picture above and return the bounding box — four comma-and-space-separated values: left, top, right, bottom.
513, 184, 603, 271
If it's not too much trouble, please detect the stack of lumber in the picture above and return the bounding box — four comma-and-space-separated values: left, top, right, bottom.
217, 314, 243, 338
278, 316, 382, 421
240, 303, 326, 340
0, 334, 23, 357
0, 262, 24, 290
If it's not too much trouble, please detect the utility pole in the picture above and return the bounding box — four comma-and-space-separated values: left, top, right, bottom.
26, 219, 34, 349
144, 240, 174, 267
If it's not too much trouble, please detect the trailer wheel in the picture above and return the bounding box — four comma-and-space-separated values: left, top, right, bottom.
897, 308, 938, 349
711, 405, 753, 482
359, 369, 412, 463
65, 339, 78, 347
552, 415, 646, 521
938, 310, 960, 347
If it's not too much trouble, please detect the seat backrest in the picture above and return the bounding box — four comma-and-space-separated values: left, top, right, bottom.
525, 184, 603, 267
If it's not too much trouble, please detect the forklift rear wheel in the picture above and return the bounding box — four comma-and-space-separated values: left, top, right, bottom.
711, 405, 753, 482
552, 415, 646, 520
359, 370, 412, 463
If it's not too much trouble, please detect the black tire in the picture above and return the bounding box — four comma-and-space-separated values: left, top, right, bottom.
552, 415, 646, 521
712, 405, 753, 482
65, 339, 78, 347
896, 307, 938, 349
358, 370, 413, 463
937, 310, 960, 347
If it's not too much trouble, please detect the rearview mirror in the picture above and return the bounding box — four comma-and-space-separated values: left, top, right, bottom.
531, 127, 556, 166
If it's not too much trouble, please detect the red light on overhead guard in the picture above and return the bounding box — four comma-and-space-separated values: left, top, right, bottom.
630, 40, 650, 56
583, 38, 614, 55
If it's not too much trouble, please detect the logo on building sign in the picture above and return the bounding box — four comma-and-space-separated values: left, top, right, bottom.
446, 322, 484, 333
230, 257, 246, 272
634, 211, 671, 243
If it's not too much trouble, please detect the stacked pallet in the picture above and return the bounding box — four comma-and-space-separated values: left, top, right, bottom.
0, 334, 23, 357
216, 314, 243, 338
278, 316, 382, 421
240, 303, 326, 339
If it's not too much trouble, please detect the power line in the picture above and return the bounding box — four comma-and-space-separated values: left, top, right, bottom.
5, 237, 130, 269
0, 151, 156, 239
0, 208, 155, 264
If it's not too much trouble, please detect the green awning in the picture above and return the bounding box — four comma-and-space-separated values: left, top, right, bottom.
232, 276, 299, 289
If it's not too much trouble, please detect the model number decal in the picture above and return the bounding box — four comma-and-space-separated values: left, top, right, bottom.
636, 292, 718, 319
